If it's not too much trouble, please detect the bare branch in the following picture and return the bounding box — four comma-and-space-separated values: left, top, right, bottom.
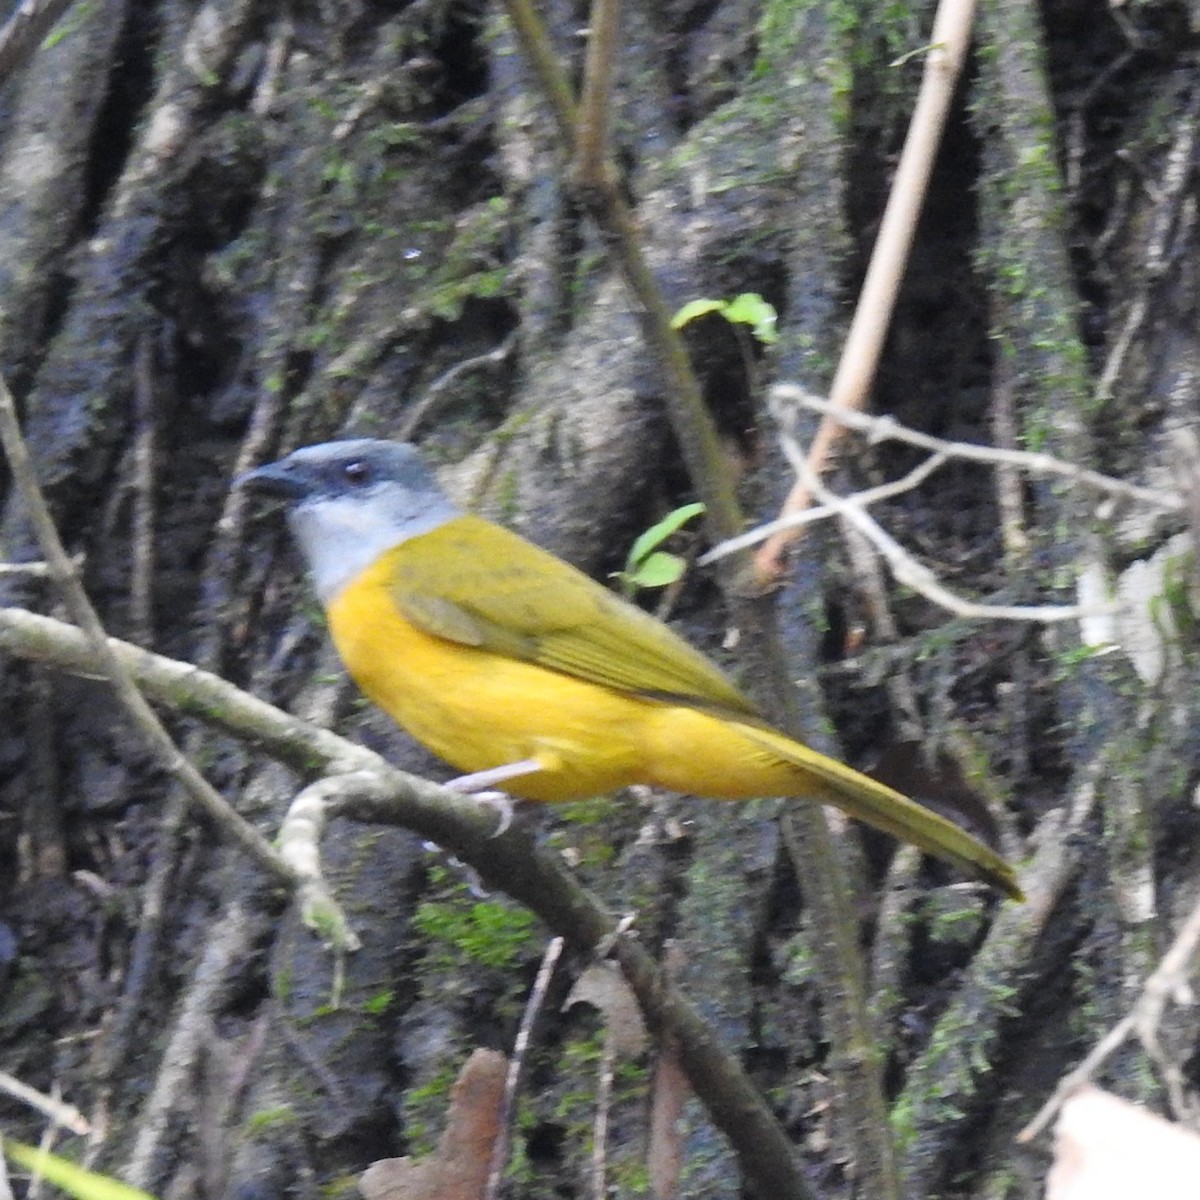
705, 384, 1170, 624
776, 384, 1180, 511
772, 409, 1106, 623
0, 1074, 89, 1136
0, 372, 295, 884
756, 0, 979, 580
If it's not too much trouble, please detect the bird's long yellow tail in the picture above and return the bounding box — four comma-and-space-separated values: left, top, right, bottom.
736, 724, 1024, 900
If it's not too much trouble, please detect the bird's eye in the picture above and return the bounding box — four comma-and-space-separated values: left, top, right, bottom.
343, 460, 372, 486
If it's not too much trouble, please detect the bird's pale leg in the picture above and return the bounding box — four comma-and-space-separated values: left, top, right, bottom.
444, 759, 544, 835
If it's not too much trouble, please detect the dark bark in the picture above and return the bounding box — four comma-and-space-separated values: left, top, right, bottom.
1, 1, 1198, 1198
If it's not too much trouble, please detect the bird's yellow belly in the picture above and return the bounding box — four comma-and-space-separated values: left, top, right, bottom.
326, 575, 654, 801
640, 706, 815, 799
325, 559, 817, 805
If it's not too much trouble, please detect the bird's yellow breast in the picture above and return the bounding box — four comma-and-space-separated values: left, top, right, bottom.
325, 542, 666, 801
325, 533, 816, 803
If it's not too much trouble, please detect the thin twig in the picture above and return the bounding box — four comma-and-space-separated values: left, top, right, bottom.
701, 449, 951, 563
756, 0, 979, 580
1018, 879, 1200, 1142
574, 0, 621, 187
787, 385, 1179, 509
774, 416, 1103, 623
704, 383, 1165, 622
397, 333, 517, 441
0, 371, 295, 883
485, 937, 565, 1200
0, 1072, 90, 1136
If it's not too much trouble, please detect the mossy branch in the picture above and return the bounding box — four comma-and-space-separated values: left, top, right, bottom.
755, 0, 978, 583
501, 0, 744, 549
0, 605, 815, 1200
0, 372, 294, 884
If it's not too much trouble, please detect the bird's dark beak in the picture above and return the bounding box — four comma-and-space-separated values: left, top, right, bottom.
237, 460, 308, 499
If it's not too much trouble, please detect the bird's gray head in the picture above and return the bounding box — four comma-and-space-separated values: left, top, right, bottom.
240, 439, 460, 601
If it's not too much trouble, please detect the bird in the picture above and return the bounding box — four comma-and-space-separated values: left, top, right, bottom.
241, 439, 1022, 900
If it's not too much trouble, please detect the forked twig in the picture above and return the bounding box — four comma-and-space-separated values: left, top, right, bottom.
771, 409, 1106, 623
756, 0, 980, 581
1018, 885, 1200, 1142
0, 372, 294, 882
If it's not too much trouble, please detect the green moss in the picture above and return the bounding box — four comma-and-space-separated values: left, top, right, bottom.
244, 1106, 298, 1135
413, 882, 538, 971
493, 468, 521, 524
781, 930, 818, 987
274, 963, 294, 1004
362, 988, 396, 1015
404, 1063, 461, 1156
921, 891, 987, 948
411, 198, 514, 323
318, 1176, 360, 1200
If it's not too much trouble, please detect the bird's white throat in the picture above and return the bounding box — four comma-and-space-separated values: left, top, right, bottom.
289, 490, 456, 601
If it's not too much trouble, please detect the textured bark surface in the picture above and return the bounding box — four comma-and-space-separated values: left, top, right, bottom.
1, 1, 1198, 1198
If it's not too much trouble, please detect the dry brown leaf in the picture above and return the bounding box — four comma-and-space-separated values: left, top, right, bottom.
360, 1048, 507, 1200
564, 962, 647, 1057
1046, 1085, 1200, 1200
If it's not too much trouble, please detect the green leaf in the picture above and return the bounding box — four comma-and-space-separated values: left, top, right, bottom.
626, 502, 707, 569
722, 293, 779, 344
3, 1141, 158, 1200
670, 298, 725, 329
628, 551, 687, 589
671, 293, 779, 345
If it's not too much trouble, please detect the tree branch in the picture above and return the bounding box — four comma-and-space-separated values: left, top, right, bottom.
0, 373, 294, 883
500, 0, 744, 547
755, 0, 979, 581
0, 606, 815, 1200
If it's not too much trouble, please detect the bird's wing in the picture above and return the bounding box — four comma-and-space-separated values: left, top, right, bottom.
735, 723, 1025, 900
387, 514, 761, 718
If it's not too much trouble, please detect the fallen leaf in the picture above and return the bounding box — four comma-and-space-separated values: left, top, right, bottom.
360, 1048, 507, 1200
1046, 1085, 1200, 1200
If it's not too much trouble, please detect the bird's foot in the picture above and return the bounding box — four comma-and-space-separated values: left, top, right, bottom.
444, 759, 542, 837
593, 912, 638, 959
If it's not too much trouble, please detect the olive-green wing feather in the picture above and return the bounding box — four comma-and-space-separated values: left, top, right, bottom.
736, 724, 1024, 900
388, 515, 760, 718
